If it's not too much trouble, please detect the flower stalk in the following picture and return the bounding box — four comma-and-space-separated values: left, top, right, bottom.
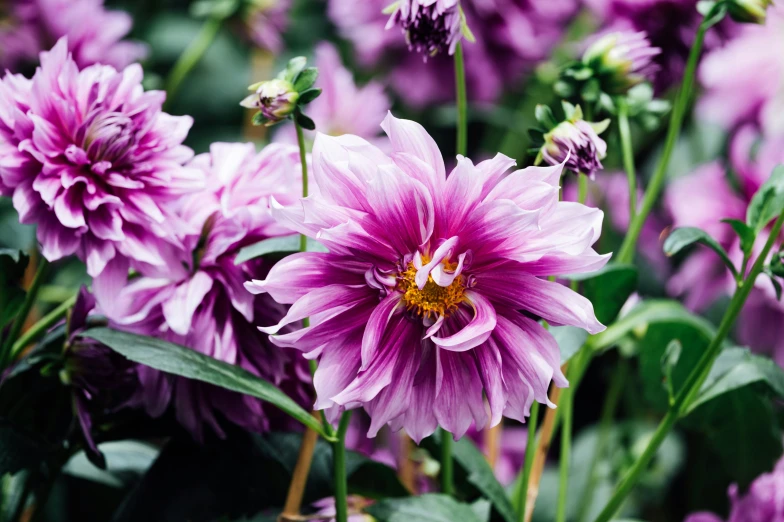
0, 259, 48, 371
333, 411, 353, 522
617, 97, 637, 221
441, 429, 455, 495
593, 209, 784, 522
164, 17, 222, 109
10, 293, 78, 362
455, 41, 467, 156
515, 401, 540, 522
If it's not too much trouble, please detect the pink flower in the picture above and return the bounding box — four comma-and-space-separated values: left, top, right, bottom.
0, 38, 202, 302
242, 0, 291, 53
698, 3, 784, 138
0, 0, 147, 72
99, 142, 311, 441
249, 113, 608, 441
273, 42, 391, 145
386, 0, 462, 57
328, 0, 578, 106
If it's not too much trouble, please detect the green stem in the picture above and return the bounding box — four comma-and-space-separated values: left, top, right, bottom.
295, 121, 309, 253
577, 173, 588, 205
578, 358, 628, 522
515, 401, 540, 521
454, 41, 468, 157
10, 293, 77, 361
163, 17, 221, 109
441, 428, 454, 495
555, 355, 582, 522
617, 98, 637, 222
333, 411, 352, 522
593, 210, 784, 522
0, 259, 48, 370
615, 19, 709, 264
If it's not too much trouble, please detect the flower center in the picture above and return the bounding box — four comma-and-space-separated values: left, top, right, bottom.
84, 112, 135, 163
398, 259, 465, 319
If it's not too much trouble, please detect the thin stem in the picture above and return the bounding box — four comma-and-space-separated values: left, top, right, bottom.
593, 211, 784, 522
555, 384, 573, 522
0, 259, 48, 370
441, 428, 454, 495
578, 358, 628, 522
515, 401, 540, 522
163, 17, 221, 110
617, 98, 637, 222
295, 121, 309, 253
454, 41, 468, 157
615, 19, 709, 264
333, 411, 353, 522
524, 384, 563, 522
281, 413, 322, 518
10, 293, 77, 361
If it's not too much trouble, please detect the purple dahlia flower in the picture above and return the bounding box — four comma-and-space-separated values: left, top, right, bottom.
328, 0, 579, 106
698, 3, 784, 138
386, 0, 463, 58
0, 39, 203, 301
99, 142, 311, 441
0, 0, 147, 72
584, 0, 736, 93
241, 0, 291, 53
249, 112, 608, 441
582, 30, 661, 93
684, 456, 784, 522
541, 108, 609, 179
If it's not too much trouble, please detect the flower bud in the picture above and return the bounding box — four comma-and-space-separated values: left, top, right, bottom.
240, 78, 299, 125
583, 31, 660, 94
727, 0, 773, 23
540, 105, 609, 178
385, 0, 462, 58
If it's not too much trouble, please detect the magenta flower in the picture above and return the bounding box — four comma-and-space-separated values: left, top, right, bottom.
582, 30, 661, 93
98, 142, 312, 441
698, 3, 784, 137
273, 42, 391, 145
386, 0, 462, 57
249, 113, 608, 441
684, 456, 784, 522
242, 0, 292, 53
0, 39, 203, 300
0, 0, 147, 72
328, 0, 579, 106
540, 107, 609, 179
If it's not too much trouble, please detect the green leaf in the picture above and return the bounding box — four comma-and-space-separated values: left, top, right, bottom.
295, 111, 316, 131
63, 441, 159, 489
234, 234, 328, 265
251, 112, 268, 126
0, 249, 29, 334
297, 88, 322, 105
551, 326, 589, 364
534, 104, 558, 129
450, 438, 516, 522
81, 328, 331, 439
661, 339, 682, 405
367, 494, 483, 522
293, 67, 318, 92
722, 218, 755, 256
746, 164, 784, 233
663, 227, 738, 278
578, 264, 638, 325
685, 346, 784, 413
279, 56, 307, 83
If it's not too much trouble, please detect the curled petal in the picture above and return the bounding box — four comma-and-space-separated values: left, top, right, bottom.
431, 290, 497, 352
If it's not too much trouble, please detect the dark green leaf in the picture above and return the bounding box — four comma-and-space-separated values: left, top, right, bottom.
293, 67, 318, 92
578, 264, 638, 324
81, 328, 330, 439
534, 105, 558, 129
661, 340, 682, 404
234, 234, 328, 265
702, 0, 728, 27
251, 112, 268, 127
367, 494, 483, 522
551, 326, 589, 364
63, 441, 159, 489
295, 111, 316, 131
685, 347, 784, 413
297, 88, 322, 105
663, 227, 737, 278
722, 218, 755, 256
450, 438, 516, 522
746, 164, 784, 233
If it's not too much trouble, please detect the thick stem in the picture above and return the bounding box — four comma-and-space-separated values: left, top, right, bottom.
333, 411, 353, 522
615, 20, 709, 264
0, 259, 48, 370
525, 384, 563, 522
10, 293, 77, 361
593, 211, 784, 522
617, 98, 637, 222
295, 121, 309, 253
454, 41, 468, 157
280, 415, 321, 519
484, 422, 502, 467
441, 429, 454, 495
163, 17, 221, 110
515, 401, 540, 522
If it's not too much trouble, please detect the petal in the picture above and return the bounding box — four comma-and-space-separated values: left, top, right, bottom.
313, 329, 363, 411
92, 256, 130, 319
161, 272, 214, 336
434, 349, 488, 438
381, 111, 445, 183
402, 345, 439, 443
431, 291, 497, 352
361, 292, 404, 370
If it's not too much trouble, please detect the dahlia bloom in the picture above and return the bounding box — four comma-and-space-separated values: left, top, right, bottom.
273, 42, 391, 145
584, 0, 736, 93
249, 112, 608, 441
541, 109, 609, 179
698, 3, 784, 137
0, 39, 202, 298
0, 0, 147, 72
328, 0, 579, 106
684, 456, 784, 522
386, 0, 463, 57
242, 0, 291, 53
98, 142, 311, 441
582, 30, 661, 94
242, 78, 300, 125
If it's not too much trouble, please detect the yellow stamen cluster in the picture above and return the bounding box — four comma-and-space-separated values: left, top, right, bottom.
398, 261, 466, 319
